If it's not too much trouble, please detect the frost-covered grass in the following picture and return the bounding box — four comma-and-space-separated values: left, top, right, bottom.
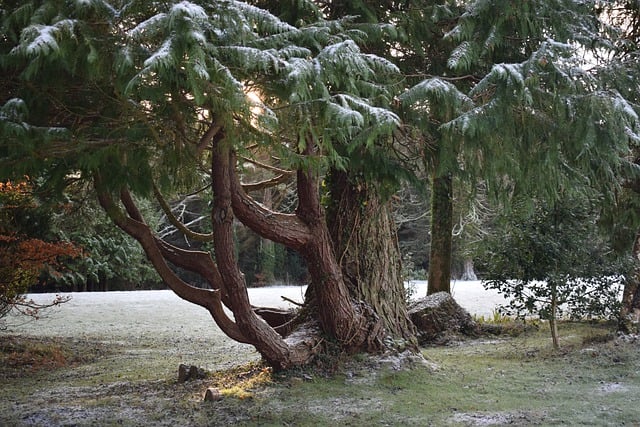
1, 286, 638, 426
4, 281, 504, 338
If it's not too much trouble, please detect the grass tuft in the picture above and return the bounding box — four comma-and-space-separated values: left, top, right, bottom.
206, 362, 273, 400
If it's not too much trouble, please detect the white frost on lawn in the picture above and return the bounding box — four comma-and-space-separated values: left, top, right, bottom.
11, 281, 504, 339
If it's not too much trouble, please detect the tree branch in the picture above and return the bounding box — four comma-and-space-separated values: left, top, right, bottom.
95, 180, 249, 344
230, 152, 312, 251
152, 183, 214, 242
196, 117, 223, 156
211, 134, 291, 367
241, 173, 292, 193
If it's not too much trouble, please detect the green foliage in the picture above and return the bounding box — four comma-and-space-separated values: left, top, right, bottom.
50, 194, 162, 291
0, 0, 402, 199
477, 196, 629, 325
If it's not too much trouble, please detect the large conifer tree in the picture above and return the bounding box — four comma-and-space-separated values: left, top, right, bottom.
0, 0, 414, 368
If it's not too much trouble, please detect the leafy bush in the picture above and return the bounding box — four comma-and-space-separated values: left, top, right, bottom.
476, 198, 629, 348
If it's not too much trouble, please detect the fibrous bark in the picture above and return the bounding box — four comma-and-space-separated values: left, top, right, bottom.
326, 169, 417, 347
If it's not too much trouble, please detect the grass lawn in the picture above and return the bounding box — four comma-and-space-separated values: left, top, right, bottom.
2, 320, 639, 426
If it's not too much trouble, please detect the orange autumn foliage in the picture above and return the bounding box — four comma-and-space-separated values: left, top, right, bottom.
0, 180, 81, 319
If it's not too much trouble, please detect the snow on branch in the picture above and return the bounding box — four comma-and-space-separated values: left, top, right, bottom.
16, 20, 76, 57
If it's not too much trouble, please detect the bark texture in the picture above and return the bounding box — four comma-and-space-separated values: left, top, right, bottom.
325, 169, 417, 347
427, 173, 453, 295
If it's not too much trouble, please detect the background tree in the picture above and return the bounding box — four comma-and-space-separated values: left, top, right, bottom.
400, 0, 639, 295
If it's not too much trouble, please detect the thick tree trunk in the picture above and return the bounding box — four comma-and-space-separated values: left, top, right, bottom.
325, 169, 417, 347
620, 229, 640, 333
427, 172, 453, 295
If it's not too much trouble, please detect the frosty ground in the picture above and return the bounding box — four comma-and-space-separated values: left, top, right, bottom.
4, 280, 505, 340
2, 281, 639, 426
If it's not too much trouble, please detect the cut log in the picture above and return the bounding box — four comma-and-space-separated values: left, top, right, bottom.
204, 388, 223, 402
408, 292, 478, 344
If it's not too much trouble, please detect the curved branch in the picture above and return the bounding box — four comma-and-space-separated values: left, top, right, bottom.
120, 187, 144, 222
230, 153, 312, 251
120, 187, 228, 301
152, 238, 229, 298
197, 117, 223, 156
95, 183, 249, 344
153, 183, 214, 242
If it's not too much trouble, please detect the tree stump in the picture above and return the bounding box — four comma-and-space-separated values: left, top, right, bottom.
408, 292, 478, 344
178, 364, 207, 382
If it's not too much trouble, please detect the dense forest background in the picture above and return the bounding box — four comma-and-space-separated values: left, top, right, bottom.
3, 176, 438, 292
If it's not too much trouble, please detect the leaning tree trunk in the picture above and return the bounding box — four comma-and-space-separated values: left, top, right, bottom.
427, 172, 453, 295
620, 229, 640, 333
325, 169, 417, 347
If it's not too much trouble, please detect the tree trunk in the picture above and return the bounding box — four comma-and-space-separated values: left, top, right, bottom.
229, 143, 388, 363
550, 287, 559, 350
620, 229, 640, 333
460, 258, 477, 281
427, 172, 453, 295
325, 169, 417, 347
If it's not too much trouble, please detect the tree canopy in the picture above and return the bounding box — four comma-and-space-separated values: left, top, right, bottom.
2, 0, 640, 367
